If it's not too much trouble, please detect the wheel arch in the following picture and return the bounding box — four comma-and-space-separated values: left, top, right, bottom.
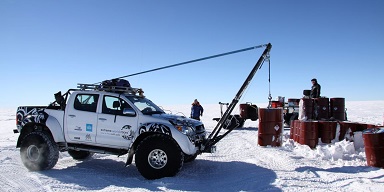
17, 123, 55, 148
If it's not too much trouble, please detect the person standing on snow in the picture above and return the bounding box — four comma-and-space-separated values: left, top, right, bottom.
191, 99, 204, 120
310, 78, 321, 98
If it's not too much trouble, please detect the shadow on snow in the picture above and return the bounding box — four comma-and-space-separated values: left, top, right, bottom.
41, 158, 279, 191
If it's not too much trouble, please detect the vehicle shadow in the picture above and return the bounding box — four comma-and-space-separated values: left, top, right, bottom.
41, 158, 280, 191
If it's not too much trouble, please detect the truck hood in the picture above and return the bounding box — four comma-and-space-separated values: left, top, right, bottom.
152, 113, 203, 127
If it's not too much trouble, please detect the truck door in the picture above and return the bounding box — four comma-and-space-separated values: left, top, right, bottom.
96, 95, 138, 148
66, 93, 99, 143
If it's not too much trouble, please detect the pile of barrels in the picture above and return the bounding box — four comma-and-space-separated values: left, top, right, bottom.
286, 97, 384, 168
300, 97, 346, 121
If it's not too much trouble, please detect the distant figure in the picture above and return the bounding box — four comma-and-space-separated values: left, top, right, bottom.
191, 99, 204, 120
310, 78, 321, 98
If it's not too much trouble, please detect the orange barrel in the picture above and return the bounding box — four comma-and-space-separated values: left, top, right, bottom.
314, 97, 329, 120
330, 98, 346, 121
338, 121, 357, 141
300, 98, 314, 120
240, 103, 258, 120
318, 121, 337, 143
363, 127, 384, 168
258, 108, 283, 147
288, 98, 300, 106
271, 101, 283, 108
299, 121, 319, 148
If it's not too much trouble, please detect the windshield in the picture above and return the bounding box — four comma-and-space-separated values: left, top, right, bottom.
126, 96, 165, 115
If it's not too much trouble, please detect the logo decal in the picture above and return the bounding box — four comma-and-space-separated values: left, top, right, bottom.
86, 124, 93, 132
121, 125, 134, 140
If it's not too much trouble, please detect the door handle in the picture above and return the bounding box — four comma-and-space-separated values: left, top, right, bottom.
99, 118, 107, 121
68, 115, 76, 118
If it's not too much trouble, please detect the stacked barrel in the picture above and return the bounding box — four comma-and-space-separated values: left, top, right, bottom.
290, 97, 350, 148
285, 96, 384, 168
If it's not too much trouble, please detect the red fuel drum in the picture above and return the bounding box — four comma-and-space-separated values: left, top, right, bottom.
294, 120, 301, 142
271, 101, 283, 108
299, 121, 319, 148
314, 97, 329, 120
239, 103, 258, 121
330, 98, 346, 121
301, 98, 314, 120
363, 128, 384, 168
258, 108, 283, 147
318, 121, 337, 143
289, 120, 295, 139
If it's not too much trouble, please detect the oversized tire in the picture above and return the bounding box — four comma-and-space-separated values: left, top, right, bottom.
135, 134, 184, 180
68, 150, 93, 160
184, 153, 198, 163
20, 131, 59, 171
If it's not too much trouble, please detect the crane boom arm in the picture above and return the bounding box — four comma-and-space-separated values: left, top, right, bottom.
202, 43, 272, 152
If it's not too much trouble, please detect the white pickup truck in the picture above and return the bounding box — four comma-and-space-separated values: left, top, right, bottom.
14, 80, 211, 179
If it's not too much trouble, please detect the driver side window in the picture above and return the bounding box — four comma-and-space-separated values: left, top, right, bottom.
102, 96, 132, 115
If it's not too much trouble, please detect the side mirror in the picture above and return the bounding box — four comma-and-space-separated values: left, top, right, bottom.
123, 108, 136, 117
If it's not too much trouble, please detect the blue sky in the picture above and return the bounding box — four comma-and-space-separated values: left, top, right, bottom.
1, 0, 383, 108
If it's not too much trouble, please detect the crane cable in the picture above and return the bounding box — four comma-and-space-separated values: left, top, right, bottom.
94, 44, 268, 84
267, 52, 272, 108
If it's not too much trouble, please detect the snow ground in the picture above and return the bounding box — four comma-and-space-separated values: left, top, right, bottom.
1, 101, 384, 192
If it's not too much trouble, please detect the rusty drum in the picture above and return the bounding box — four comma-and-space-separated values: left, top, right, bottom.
271, 101, 283, 108
258, 108, 283, 147
330, 98, 346, 121
289, 119, 295, 139
363, 128, 384, 168
314, 97, 329, 120
318, 121, 337, 143
299, 121, 319, 148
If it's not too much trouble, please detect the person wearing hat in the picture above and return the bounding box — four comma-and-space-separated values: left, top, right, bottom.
310, 78, 321, 98
190, 99, 204, 120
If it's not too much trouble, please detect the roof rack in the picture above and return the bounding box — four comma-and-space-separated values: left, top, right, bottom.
77, 84, 144, 97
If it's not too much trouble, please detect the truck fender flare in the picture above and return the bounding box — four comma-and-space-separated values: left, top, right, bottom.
45, 116, 65, 143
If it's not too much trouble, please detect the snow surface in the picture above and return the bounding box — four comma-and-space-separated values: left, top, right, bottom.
1, 101, 384, 192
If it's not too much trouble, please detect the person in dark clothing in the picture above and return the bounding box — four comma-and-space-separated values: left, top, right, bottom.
190, 99, 204, 120
310, 78, 321, 98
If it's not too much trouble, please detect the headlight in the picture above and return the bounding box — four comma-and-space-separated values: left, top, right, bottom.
175, 125, 193, 136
